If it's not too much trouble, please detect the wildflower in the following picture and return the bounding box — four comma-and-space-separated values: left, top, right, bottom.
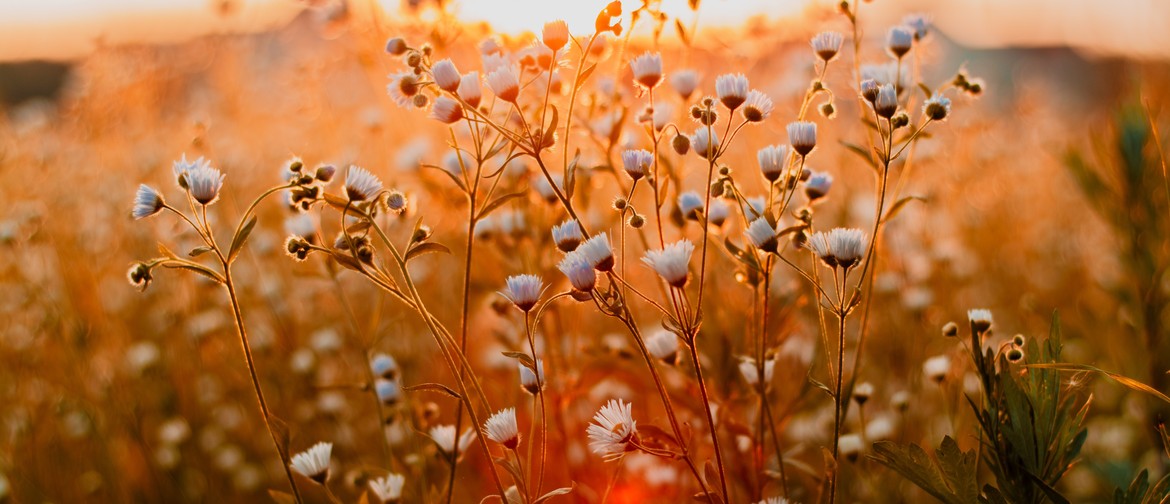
874, 83, 898, 118
645, 330, 680, 365
429, 95, 464, 124
677, 191, 704, 220
852, 382, 874, 405
886, 26, 914, 58
715, 73, 749, 110
741, 90, 773, 122
745, 217, 778, 253
370, 353, 399, 379
579, 232, 615, 271
387, 71, 421, 108
345, 165, 383, 201
542, 20, 569, 52
501, 274, 543, 312
743, 196, 766, 218
484, 408, 520, 449
903, 13, 931, 40
375, 378, 401, 405
1006, 347, 1025, 363
811, 31, 844, 61
738, 356, 775, 389
369, 473, 406, 504
172, 153, 208, 189
670, 70, 699, 99
804, 171, 833, 201
430, 59, 461, 92
838, 433, 863, 462
289, 442, 332, 484
757, 145, 789, 182
629, 52, 663, 90
457, 72, 482, 108
551, 219, 584, 252
787, 121, 817, 156
621, 149, 653, 181
642, 239, 695, 288
672, 133, 691, 155
386, 190, 408, 213
860, 78, 880, 103
942, 321, 959, 338
923, 355, 951, 383
807, 228, 867, 269
558, 253, 596, 292
486, 65, 520, 103
704, 199, 729, 228
691, 127, 720, 159
923, 93, 951, 121
127, 263, 152, 290
757, 498, 792, 504
385, 37, 407, 55
132, 184, 165, 219
587, 399, 638, 460
967, 309, 993, 333
891, 390, 911, 411
186, 159, 225, 205
519, 360, 545, 394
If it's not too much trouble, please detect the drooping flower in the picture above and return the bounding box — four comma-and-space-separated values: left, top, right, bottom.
587, 399, 638, 461
756, 145, 790, 182
430, 59, 461, 93
368, 473, 406, 504
621, 149, 653, 181
457, 72, 483, 108
715, 73, 749, 110
500, 274, 543, 312
669, 69, 699, 99
486, 65, 520, 103
345, 165, 383, 201
542, 20, 570, 52
132, 184, 165, 219
289, 442, 332, 484
745, 217, 778, 253
558, 252, 596, 292
642, 239, 695, 288
186, 159, 225, 205
811, 31, 844, 61
483, 408, 520, 449
786, 121, 817, 157
742, 90, 773, 122
579, 232, 615, 271
429, 95, 464, 124
629, 52, 663, 90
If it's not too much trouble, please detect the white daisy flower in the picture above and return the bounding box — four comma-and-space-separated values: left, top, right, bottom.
579, 232, 615, 272
171, 153, 209, 188
186, 159, 226, 205
642, 239, 695, 288
786, 121, 817, 157
519, 359, 545, 394
838, 433, 864, 461
805, 171, 833, 201
757, 144, 790, 182
429, 95, 464, 124
853, 381, 875, 404
923, 354, 951, 383
708, 198, 731, 227
745, 217, 778, 253
886, 26, 914, 58
629, 52, 663, 90
874, 83, 898, 118
370, 353, 399, 379
808, 227, 867, 269
621, 149, 653, 181
691, 127, 720, 159
669, 69, 699, 99
132, 184, 165, 219
500, 274, 543, 312
430, 425, 457, 454
645, 330, 680, 365
486, 65, 520, 103
811, 31, 844, 61
677, 190, 704, 220
587, 399, 638, 461
542, 20, 570, 52
558, 253, 597, 292
715, 73, 749, 110
483, 407, 520, 449
368, 473, 406, 503
457, 71, 483, 108
742, 90, 773, 122
430, 59, 461, 92
967, 308, 993, 332
552, 219, 584, 252
345, 165, 383, 202
289, 441, 332, 484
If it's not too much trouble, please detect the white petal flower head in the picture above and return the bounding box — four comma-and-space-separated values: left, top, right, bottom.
923, 93, 952, 121
923, 354, 951, 383
457, 71, 483, 108
669, 69, 699, 99
629, 52, 663, 90
172, 153, 210, 188
519, 359, 545, 394
501, 274, 543, 312
708, 198, 731, 227
742, 90, 773, 122
551, 219, 584, 252
787, 121, 817, 157
484, 407, 520, 449
745, 217, 778, 253
429, 95, 464, 124
715, 73, 749, 110
370, 353, 399, 379
486, 65, 520, 103
345, 165, 383, 201
186, 159, 226, 205
369, 473, 406, 504
967, 308, 994, 332
690, 127, 720, 159
579, 232, 615, 272
558, 252, 596, 292
375, 378, 401, 405
621, 149, 653, 181
290, 441, 332, 484
838, 433, 864, 461
902, 13, 931, 40
827, 228, 867, 268
542, 20, 570, 51
431, 59, 462, 93
132, 184, 165, 219
645, 330, 681, 365
642, 239, 695, 288
757, 144, 790, 182
874, 83, 898, 118
387, 71, 421, 108
430, 425, 457, 454
587, 399, 638, 461
887, 26, 914, 58
677, 190, 704, 220
805, 171, 833, 201
811, 31, 844, 61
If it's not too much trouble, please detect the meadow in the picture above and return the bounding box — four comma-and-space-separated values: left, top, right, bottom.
1, 1, 1169, 503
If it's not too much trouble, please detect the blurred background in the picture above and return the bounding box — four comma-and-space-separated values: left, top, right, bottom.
0, 0, 1168, 502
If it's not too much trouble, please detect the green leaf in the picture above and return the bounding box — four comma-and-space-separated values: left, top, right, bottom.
405, 242, 451, 262
228, 215, 258, 262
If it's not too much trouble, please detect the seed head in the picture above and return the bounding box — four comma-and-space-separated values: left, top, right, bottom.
385, 37, 408, 55
127, 263, 153, 290
671, 134, 691, 155
315, 164, 336, 183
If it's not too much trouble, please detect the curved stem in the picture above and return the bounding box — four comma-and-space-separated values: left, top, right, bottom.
687, 340, 730, 502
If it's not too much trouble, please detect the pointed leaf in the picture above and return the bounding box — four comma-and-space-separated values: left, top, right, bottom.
840, 140, 878, 169
405, 242, 451, 263
228, 215, 258, 262
533, 485, 574, 504
541, 106, 559, 151
188, 246, 213, 257
403, 382, 462, 399
882, 195, 927, 223
574, 63, 597, 93
478, 191, 526, 220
